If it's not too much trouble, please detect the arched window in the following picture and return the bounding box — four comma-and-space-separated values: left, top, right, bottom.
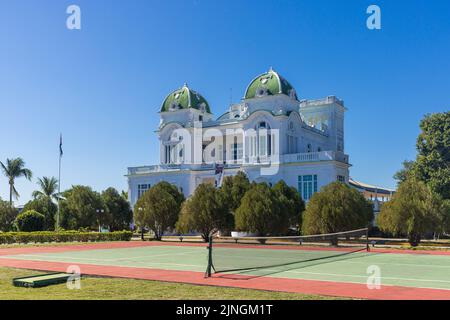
255, 122, 270, 157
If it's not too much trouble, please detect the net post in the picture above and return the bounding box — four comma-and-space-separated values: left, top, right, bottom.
366, 226, 370, 252
205, 235, 213, 278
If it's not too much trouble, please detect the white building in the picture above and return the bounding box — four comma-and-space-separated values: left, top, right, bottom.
127, 68, 350, 207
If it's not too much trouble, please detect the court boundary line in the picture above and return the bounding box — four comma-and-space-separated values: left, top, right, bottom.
1, 241, 449, 257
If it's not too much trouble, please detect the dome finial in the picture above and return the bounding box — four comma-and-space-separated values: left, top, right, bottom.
183, 82, 188, 88
269, 66, 274, 72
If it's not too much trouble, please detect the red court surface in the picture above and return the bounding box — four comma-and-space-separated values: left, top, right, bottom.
1, 241, 450, 300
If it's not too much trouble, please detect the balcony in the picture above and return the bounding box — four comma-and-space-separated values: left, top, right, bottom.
281, 151, 349, 164
128, 151, 349, 175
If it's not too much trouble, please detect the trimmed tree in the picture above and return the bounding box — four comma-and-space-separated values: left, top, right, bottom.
16, 210, 45, 232
176, 183, 232, 241
60, 185, 105, 230
414, 112, 450, 200
220, 171, 251, 212
302, 182, 373, 236
23, 197, 57, 231
393, 160, 416, 184
101, 187, 133, 231
0, 198, 18, 232
272, 180, 305, 230
235, 183, 290, 237
134, 182, 184, 240
377, 178, 443, 246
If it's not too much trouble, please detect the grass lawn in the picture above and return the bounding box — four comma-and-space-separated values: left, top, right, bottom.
0, 267, 344, 300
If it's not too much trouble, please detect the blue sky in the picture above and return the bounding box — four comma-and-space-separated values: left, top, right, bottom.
1, 0, 449, 205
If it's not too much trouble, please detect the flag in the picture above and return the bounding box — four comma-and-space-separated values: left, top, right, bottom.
59, 134, 63, 157
215, 163, 224, 188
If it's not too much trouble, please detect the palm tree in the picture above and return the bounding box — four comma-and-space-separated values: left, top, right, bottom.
32, 176, 60, 202
0, 158, 33, 206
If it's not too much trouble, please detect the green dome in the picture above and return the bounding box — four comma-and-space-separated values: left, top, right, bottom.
160, 84, 211, 113
244, 68, 298, 100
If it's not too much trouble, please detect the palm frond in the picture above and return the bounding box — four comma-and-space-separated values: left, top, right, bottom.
0, 161, 8, 175
34, 176, 59, 200
20, 168, 33, 180
32, 190, 44, 199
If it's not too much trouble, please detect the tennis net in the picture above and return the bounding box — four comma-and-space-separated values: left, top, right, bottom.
205, 228, 369, 277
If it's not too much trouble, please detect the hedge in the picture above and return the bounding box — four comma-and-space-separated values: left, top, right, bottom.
0, 231, 133, 244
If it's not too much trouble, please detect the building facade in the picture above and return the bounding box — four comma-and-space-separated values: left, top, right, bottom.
349, 179, 395, 226
127, 68, 350, 207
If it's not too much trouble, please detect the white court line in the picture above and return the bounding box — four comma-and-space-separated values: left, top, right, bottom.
214, 253, 450, 269
1, 250, 201, 262
0, 255, 205, 269
244, 268, 450, 284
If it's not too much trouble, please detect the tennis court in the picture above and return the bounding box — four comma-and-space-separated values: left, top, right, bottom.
1, 241, 450, 299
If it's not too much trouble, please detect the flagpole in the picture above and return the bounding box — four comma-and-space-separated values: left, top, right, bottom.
57, 134, 62, 230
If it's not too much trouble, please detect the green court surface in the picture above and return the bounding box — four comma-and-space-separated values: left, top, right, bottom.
1, 244, 450, 291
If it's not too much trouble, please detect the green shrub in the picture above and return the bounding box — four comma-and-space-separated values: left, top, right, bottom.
16, 210, 45, 232
0, 200, 18, 232
23, 198, 57, 231
0, 230, 132, 244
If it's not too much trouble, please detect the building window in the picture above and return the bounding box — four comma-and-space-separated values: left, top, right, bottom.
230, 141, 243, 161
259, 135, 266, 156
298, 175, 318, 201
165, 145, 172, 164
337, 175, 346, 183
199, 115, 203, 122
307, 143, 312, 153
138, 184, 151, 198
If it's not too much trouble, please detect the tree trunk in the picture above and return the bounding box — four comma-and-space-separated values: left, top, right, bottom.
408, 232, 421, 247
330, 236, 339, 246
9, 182, 13, 206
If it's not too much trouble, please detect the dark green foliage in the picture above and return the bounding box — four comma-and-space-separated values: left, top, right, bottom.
176, 183, 232, 241
23, 197, 57, 231
101, 187, 133, 231
0, 198, 18, 232
235, 183, 290, 236
0, 230, 133, 244
152, 181, 185, 208
134, 182, 184, 240
393, 160, 416, 184
60, 185, 105, 230
414, 112, 450, 200
302, 182, 373, 235
272, 180, 305, 229
377, 178, 446, 246
15, 210, 45, 232
220, 171, 251, 212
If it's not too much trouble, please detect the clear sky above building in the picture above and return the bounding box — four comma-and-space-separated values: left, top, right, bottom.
1, 0, 449, 204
